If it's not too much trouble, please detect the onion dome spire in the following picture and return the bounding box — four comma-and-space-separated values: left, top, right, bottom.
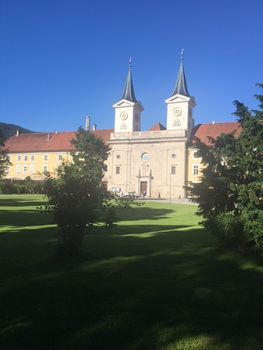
172, 49, 190, 97
122, 57, 137, 102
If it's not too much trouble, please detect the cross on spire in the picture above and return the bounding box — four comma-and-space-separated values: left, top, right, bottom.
180, 48, 184, 62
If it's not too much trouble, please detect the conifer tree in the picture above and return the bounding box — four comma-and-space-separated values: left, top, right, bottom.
44, 128, 111, 259
0, 130, 10, 179
189, 84, 263, 251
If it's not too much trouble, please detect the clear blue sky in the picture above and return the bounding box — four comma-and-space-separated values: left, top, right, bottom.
0, 0, 262, 132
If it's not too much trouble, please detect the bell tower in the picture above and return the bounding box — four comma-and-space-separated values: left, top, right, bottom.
113, 58, 143, 133
165, 50, 196, 138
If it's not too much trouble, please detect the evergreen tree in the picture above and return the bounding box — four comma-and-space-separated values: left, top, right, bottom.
44, 128, 111, 259
0, 130, 10, 179
189, 84, 263, 252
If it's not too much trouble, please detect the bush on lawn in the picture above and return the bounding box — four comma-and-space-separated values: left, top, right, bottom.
0, 178, 45, 194
205, 212, 244, 247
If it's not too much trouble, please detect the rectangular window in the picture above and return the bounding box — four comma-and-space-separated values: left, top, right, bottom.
193, 151, 199, 158
24, 155, 28, 161
30, 165, 34, 174
17, 155, 21, 161
193, 165, 199, 175
23, 165, 28, 173
171, 166, 176, 175
116, 166, 120, 174
43, 165, 48, 174
31, 155, 35, 162
44, 154, 48, 161
58, 154, 63, 161
16, 165, 21, 174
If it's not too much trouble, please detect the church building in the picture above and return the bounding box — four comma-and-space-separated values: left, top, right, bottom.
4, 55, 241, 199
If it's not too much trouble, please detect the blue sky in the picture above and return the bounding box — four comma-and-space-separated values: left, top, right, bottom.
0, 0, 262, 132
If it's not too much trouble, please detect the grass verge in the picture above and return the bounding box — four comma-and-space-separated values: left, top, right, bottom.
0, 195, 263, 350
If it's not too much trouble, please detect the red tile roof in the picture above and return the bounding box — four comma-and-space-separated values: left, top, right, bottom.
4, 123, 241, 152
5, 130, 113, 153
192, 122, 241, 145
149, 122, 166, 131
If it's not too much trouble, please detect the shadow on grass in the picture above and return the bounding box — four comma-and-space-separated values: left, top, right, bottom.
0, 195, 52, 228
0, 210, 53, 227
1, 222, 263, 349
0, 205, 175, 227
115, 206, 174, 222
0, 196, 46, 208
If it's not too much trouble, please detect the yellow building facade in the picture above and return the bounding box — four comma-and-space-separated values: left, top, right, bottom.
4, 59, 241, 199
6, 151, 71, 180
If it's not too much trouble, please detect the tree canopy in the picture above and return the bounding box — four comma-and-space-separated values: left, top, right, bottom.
0, 130, 10, 179
189, 84, 263, 252
44, 128, 111, 258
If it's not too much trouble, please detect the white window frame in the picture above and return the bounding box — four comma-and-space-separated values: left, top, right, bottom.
171, 165, 176, 175
23, 165, 28, 173
17, 155, 22, 162
43, 165, 48, 174
30, 165, 34, 175
43, 154, 48, 161
31, 154, 35, 162
16, 165, 21, 174
193, 164, 199, 176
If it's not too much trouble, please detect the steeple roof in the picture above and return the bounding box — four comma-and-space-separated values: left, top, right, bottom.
121, 58, 137, 103
172, 50, 190, 97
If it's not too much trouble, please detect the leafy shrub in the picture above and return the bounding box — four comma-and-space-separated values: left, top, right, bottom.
0, 181, 16, 193
205, 212, 244, 247
242, 210, 263, 252
0, 179, 45, 194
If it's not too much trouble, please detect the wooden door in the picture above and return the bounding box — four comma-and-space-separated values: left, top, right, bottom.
140, 181, 147, 196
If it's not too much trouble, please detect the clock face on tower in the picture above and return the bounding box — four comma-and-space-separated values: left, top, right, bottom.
120, 111, 128, 120
173, 107, 182, 117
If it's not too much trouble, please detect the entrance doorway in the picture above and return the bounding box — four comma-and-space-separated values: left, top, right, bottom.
140, 181, 147, 196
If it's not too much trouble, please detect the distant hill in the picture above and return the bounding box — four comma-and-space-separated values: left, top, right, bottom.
0, 122, 33, 141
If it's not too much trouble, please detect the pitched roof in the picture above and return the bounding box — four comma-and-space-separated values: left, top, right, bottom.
192, 122, 242, 145
149, 122, 166, 131
5, 129, 113, 153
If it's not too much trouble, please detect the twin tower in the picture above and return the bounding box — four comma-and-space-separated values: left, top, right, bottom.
113, 54, 196, 138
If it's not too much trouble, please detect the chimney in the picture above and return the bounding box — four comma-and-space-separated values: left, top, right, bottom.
85, 115, 91, 131
92, 124, 97, 131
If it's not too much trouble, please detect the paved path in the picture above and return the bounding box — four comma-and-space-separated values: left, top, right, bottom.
136, 198, 197, 205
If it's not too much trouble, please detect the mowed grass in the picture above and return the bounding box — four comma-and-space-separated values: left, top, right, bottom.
1, 195, 263, 350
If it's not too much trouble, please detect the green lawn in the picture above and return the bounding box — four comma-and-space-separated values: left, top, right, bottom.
1, 195, 263, 350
